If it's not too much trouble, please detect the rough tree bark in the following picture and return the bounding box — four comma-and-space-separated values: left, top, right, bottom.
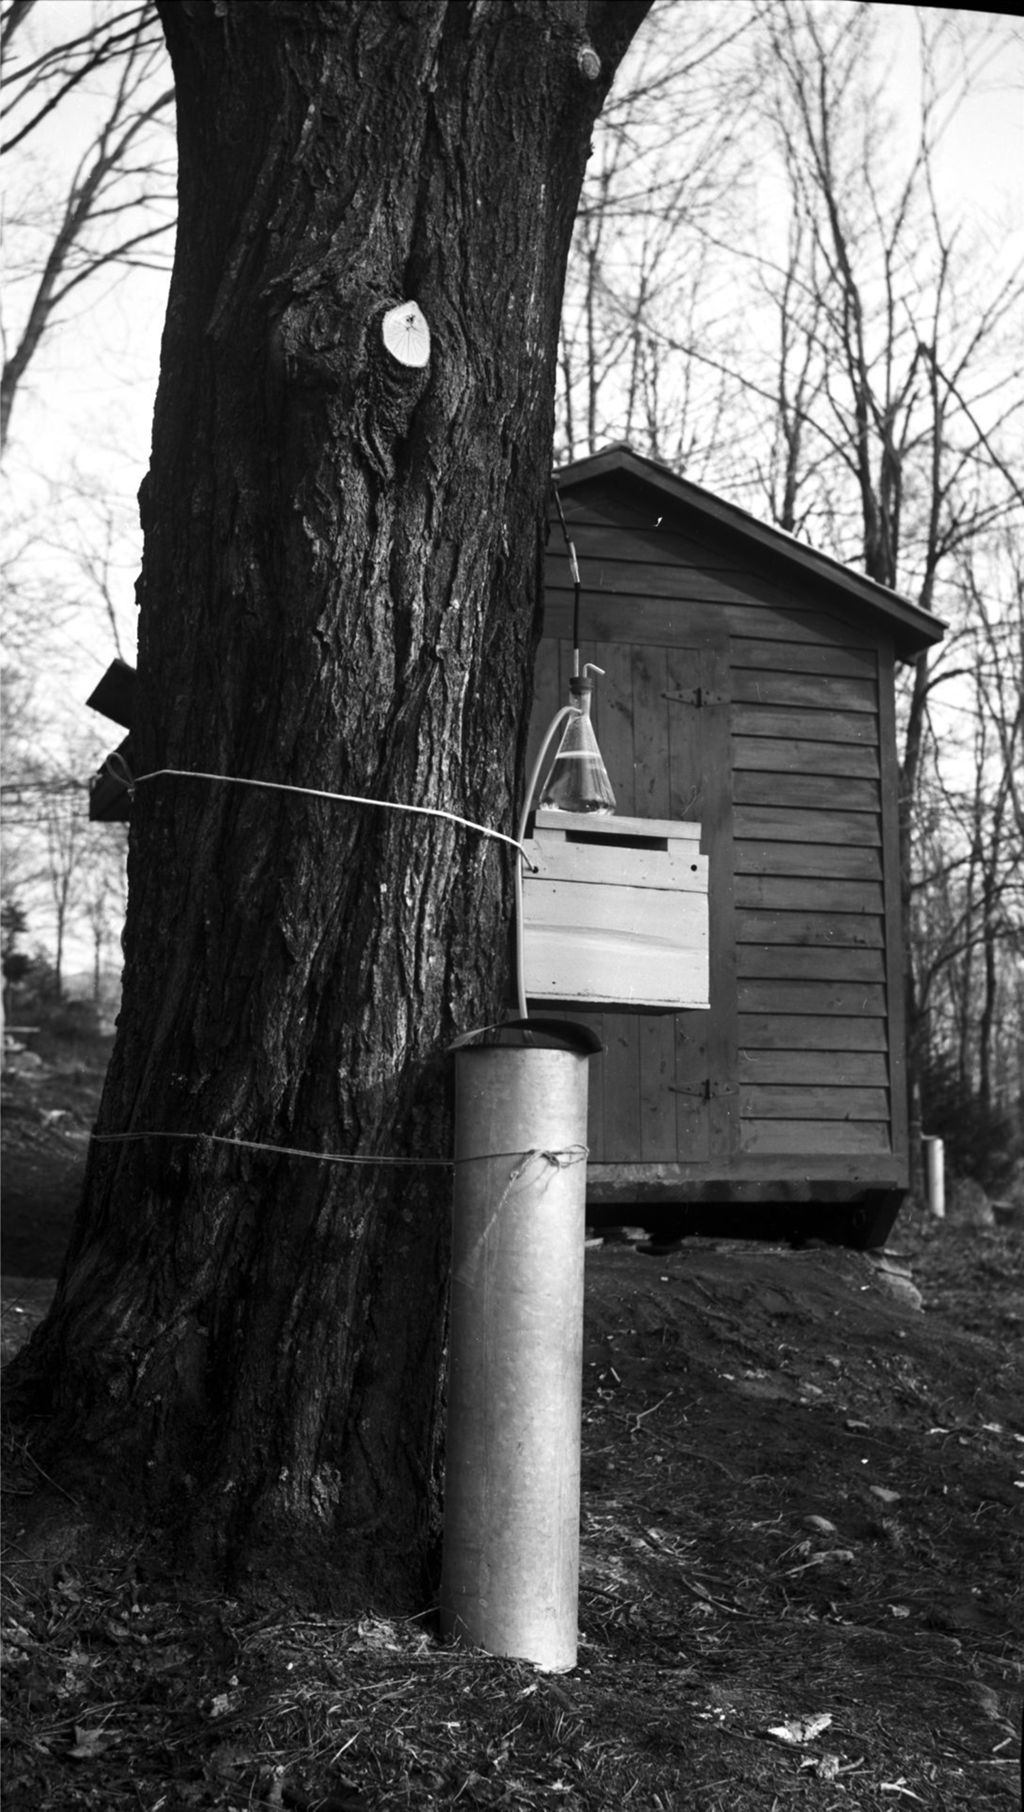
6, 0, 651, 1607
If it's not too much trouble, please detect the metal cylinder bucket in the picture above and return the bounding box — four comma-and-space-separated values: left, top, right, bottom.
924, 1135, 946, 1219
440, 1021, 600, 1672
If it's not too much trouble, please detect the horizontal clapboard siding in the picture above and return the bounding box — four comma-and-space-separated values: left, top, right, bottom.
542, 588, 872, 653
737, 944, 886, 981
737, 842, 883, 880
732, 671, 878, 713
735, 875, 885, 913
733, 705, 878, 745
550, 511, 880, 637
732, 634, 892, 1162
739, 1049, 889, 1085
731, 638, 877, 679
734, 806, 882, 846
741, 1085, 890, 1120
740, 1014, 889, 1051
534, 472, 925, 1195
734, 772, 881, 812
738, 981, 887, 1016
735, 909, 885, 947
741, 1121, 891, 1155
733, 737, 880, 779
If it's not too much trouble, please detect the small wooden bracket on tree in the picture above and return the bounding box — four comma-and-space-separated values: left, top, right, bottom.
86, 658, 137, 822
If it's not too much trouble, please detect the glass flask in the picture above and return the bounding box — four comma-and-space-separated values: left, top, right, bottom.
539, 675, 616, 815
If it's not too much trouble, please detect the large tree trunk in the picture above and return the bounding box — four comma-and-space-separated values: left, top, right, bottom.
7, 0, 650, 1607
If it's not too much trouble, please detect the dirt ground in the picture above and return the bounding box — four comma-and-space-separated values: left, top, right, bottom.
2, 1062, 1022, 1810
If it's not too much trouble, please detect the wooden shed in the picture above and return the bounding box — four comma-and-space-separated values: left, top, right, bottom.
527, 445, 944, 1247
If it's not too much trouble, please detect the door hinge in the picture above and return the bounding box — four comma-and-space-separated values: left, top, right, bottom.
670, 1079, 738, 1101
661, 687, 727, 708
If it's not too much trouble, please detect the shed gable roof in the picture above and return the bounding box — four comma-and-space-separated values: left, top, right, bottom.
555, 444, 944, 661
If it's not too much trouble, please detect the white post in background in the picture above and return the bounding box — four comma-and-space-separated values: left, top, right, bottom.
441, 1024, 598, 1673
923, 1136, 945, 1219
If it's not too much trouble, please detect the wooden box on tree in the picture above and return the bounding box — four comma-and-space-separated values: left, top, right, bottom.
522, 810, 709, 1010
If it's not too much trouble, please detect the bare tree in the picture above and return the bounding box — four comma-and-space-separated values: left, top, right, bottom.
557, 0, 757, 465
80, 829, 128, 1001
2, 467, 140, 683
911, 542, 1024, 1122
36, 774, 90, 996
0, 0, 174, 452
0, 731, 113, 997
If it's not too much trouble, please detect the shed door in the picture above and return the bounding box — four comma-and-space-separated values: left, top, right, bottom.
526, 634, 729, 1169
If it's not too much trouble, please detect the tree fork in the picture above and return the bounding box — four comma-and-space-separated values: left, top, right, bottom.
4, 0, 651, 1606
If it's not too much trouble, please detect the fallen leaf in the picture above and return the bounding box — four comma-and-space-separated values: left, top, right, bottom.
802, 1515, 837, 1535
969, 1683, 1007, 1724
211, 1689, 245, 1719
206, 1742, 251, 1780
800, 1752, 841, 1779
786, 1548, 854, 1574
767, 1712, 832, 1744
68, 1725, 119, 1760
355, 1617, 403, 1651
869, 1486, 901, 1504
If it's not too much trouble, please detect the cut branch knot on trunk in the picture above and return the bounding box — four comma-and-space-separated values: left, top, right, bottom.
270, 286, 431, 477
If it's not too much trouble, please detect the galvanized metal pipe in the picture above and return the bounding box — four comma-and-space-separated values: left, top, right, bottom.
924, 1135, 945, 1220
441, 1037, 592, 1671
